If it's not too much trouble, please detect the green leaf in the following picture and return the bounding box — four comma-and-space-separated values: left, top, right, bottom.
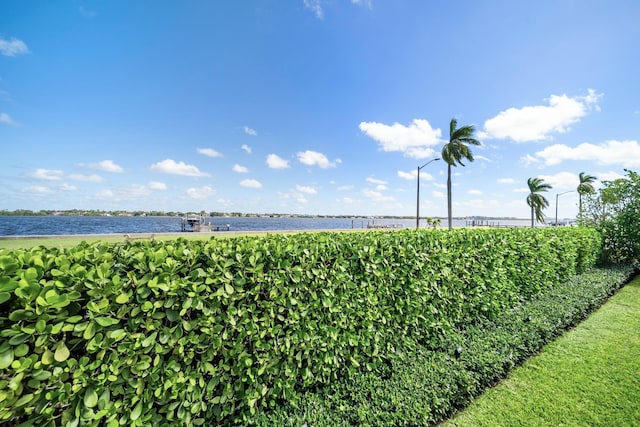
84, 387, 99, 408
131, 401, 143, 421
54, 341, 70, 362
224, 283, 235, 295
14, 343, 29, 357
41, 349, 54, 365
0, 292, 10, 304
115, 293, 130, 304
94, 317, 119, 327
0, 349, 14, 369
0, 277, 19, 293
83, 322, 96, 340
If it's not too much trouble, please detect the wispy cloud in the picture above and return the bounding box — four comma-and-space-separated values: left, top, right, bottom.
297, 150, 339, 168
296, 185, 317, 195
532, 139, 640, 167
480, 90, 602, 142
398, 169, 434, 181
197, 147, 223, 158
497, 178, 515, 184
232, 164, 249, 173
366, 177, 387, 185
538, 172, 579, 190
241, 179, 263, 188
150, 159, 210, 177
68, 173, 104, 183
186, 185, 215, 199
0, 37, 29, 57
0, 112, 19, 127
360, 119, 441, 159
304, 0, 324, 19
30, 169, 64, 180
244, 126, 257, 136
351, 0, 373, 8
148, 181, 167, 190
266, 154, 290, 169
241, 144, 252, 154
79, 160, 124, 173
362, 188, 395, 202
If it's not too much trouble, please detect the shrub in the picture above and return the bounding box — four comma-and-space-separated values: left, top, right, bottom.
0, 227, 601, 425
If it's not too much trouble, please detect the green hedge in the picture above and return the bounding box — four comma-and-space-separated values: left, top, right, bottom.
0, 227, 601, 425
256, 265, 633, 426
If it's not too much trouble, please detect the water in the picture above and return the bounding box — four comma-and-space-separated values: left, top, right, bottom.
0, 215, 532, 237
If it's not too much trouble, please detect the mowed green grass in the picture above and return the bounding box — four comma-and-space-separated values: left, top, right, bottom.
444, 276, 640, 427
0, 229, 363, 250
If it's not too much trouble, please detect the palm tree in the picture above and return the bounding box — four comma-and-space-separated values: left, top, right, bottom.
577, 172, 597, 225
526, 177, 552, 227
441, 118, 481, 229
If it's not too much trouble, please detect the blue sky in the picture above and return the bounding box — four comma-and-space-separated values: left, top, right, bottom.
1, 1, 639, 218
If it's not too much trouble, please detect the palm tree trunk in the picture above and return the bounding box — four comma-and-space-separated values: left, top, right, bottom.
531, 206, 534, 228
447, 164, 452, 230
578, 194, 583, 226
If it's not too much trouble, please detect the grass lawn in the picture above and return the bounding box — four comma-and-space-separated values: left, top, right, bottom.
0, 231, 280, 250
0, 229, 368, 250
444, 276, 640, 427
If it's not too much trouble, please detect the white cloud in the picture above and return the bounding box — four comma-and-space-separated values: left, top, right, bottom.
519, 154, 539, 166
23, 185, 53, 195
296, 185, 317, 194
31, 169, 64, 180
78, 160, 124, 173
95, 184, 155, 201
197, 147, 223, 158
0, 37, 29, 56
467, 189, 483, 195
266, 154, 290, 169
375, 184, 387, 191
59, 183, 77, 192
95, 189, 114, 199
432, 190, 446, 200
481, 90, 602, 142
337, 185, 354, 191
362, 188, 395, 202
497, 178, 515, 184
538, 172, 578, 190
366, 177, 387, 185
352, 0, 372, 8
244, 126, 257, 136
398, 170, 434, 181
186, 185, 215, 199
0, 112, 19, 126
68, 173, 104, 183
240, 179, 262, 188
533, 140, 640, 167
150, 159, 210, 177
148, 181, 167, 190
338, 197, 355, 204
359, 118, 441, 159
597, 171, 624, 183
279, 190, 308, 204
304, 0, 324, 19
514, 187, 530, 193
232, 164, 249, 173
398, 170, 416, 180
297, 150, 337, 168
241, 144, 252, 154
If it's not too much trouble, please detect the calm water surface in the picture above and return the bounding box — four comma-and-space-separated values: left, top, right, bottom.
0, 215, 531, 237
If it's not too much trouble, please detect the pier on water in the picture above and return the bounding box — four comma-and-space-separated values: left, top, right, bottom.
180, 214, 230, 232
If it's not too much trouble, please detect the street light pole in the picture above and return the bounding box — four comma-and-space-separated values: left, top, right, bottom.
555, 190, 573, 226
416, 158, 440, 229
